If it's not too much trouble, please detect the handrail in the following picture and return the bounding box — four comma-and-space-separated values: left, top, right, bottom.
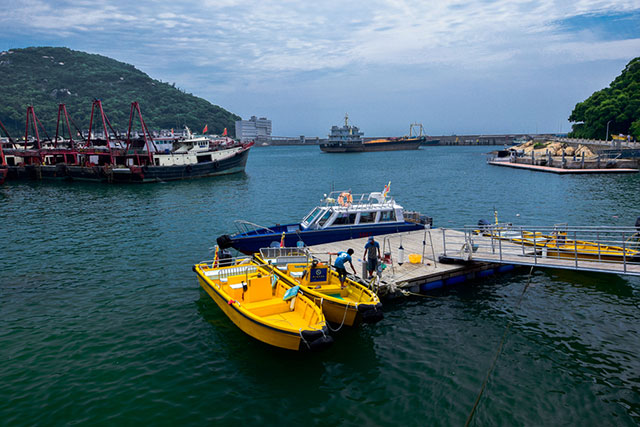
233, 219, 276, 234
441, 223, 640, 276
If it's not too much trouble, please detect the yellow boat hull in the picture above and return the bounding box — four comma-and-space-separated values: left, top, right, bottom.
256, 256, 383, 326
194, 261, 332, 351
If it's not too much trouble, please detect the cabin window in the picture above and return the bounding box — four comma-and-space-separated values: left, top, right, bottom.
317, 210, 333, 227
379, 210, 396, 222
332, 212, 357, 225
359, 212, 376, 224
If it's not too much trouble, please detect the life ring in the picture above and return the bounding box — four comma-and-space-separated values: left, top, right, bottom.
337, 192, 353, 206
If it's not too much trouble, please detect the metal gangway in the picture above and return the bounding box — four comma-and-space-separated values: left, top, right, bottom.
440, 224, 640, 276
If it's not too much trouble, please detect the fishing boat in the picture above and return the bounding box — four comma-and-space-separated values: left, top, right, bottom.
193, 255, 333, 351
216, 184, 432, 255
319, 114, 426, 152
68, 102, 253, 183
256, 247, 383, 326
3, 102, 254, 183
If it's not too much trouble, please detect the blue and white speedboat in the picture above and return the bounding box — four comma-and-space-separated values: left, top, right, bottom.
216, 188, 432, 255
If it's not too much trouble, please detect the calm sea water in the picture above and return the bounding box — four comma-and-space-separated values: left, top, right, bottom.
1, 145, 639, 425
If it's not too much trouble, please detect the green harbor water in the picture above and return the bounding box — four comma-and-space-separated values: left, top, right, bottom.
1, 145, 639, 425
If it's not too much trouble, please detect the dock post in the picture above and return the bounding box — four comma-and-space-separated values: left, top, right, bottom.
622, 232, 627, 273
442, 228, 447, 256
574, 231, 578, 268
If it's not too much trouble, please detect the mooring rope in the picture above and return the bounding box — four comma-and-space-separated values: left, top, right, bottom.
326, 301, 350, 332
464, 266, 535, 427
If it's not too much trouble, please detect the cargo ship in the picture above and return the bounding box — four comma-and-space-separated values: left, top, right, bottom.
319, 114, 425, 152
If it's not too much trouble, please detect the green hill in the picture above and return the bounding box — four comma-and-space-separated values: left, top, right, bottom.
569, 57, 640, 140
0, 46, 240, 138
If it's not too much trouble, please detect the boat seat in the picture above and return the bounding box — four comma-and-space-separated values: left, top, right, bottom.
276, 256, 308, 267
244, 299, 289, 317
245, 276, 273, 303
204, 265, 257, 279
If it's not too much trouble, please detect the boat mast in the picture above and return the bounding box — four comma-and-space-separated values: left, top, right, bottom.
0, 118, 15, 145
54, 104, 77, 150
87, 100, 117, 165
125, 101, 157, 164
24, 106, 51, 150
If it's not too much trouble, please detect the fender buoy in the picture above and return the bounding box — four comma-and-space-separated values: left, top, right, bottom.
186, 164, 192, 173
337, 192, 353, 206
213, 160, 219, 170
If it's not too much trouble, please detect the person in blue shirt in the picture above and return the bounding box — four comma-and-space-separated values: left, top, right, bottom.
364, 236, 381, 279
329, 248, 356, 287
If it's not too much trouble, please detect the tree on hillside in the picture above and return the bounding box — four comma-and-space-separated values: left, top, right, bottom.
0, 47, 240, 137
568, 57, 640, 141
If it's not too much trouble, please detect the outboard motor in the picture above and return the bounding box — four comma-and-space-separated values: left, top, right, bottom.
477, 219, 491, 232
219, 249, 233, 267
216, 234, 233, 249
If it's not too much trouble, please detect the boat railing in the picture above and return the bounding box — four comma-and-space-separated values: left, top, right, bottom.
440, 224, 640, 276
321, 191, 395, 208
200, 256, 258, 280
234, 220, 276, 235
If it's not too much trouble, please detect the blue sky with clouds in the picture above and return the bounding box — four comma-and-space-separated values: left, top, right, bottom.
1, 0, 639, 137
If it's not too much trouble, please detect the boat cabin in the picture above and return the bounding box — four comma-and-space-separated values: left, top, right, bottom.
300, 191, 405, 230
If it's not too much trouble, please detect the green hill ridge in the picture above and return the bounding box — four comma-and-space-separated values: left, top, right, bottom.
0, 46, 240, 137
569, 57, 640, 140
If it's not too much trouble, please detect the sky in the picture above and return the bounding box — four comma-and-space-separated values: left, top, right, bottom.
1, 0, 639, 137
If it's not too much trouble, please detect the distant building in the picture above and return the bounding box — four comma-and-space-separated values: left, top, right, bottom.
235, 116, 272, 143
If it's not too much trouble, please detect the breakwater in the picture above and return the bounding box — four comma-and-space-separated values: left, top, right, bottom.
266, 133, 557, 146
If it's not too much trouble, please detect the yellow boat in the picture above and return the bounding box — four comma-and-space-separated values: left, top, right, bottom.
540, 233, 640, 262
256, 248, 383, 327
193, 256, 333, 351
476, 214, 640, 262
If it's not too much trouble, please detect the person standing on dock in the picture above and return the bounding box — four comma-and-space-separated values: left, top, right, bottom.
330, 249, 356, 288
364, 236, 381, 279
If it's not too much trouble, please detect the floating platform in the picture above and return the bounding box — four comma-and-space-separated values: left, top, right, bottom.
306, 228, 509, 296
488, 160, 638, 174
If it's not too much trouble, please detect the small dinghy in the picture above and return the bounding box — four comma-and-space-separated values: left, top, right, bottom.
193, 255, 333, 351
256, 248, 383, 327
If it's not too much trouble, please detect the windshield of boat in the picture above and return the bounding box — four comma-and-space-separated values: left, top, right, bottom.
302, 207, 324, 227
317, 209, 333, 227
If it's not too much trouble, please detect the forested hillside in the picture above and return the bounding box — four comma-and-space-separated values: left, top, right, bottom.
0, 47, 240, 137
569, 57, 640, 140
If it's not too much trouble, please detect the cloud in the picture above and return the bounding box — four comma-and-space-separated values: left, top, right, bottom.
1, 0, 639, 134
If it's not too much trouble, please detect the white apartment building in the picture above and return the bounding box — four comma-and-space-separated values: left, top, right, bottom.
235, 116, 272, 142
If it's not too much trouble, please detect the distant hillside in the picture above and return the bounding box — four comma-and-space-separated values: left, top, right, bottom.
569, 57, 640, 140
0, 47, 240, 137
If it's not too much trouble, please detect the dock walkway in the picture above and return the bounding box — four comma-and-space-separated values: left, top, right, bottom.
488, 160, 638, 174
306, 225, 640, 295
306, 228, 504, 295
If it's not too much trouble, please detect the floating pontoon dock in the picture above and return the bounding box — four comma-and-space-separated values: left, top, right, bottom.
488, 160, 638, 174
306, 224, 640, 296
306, 228, 508, 296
